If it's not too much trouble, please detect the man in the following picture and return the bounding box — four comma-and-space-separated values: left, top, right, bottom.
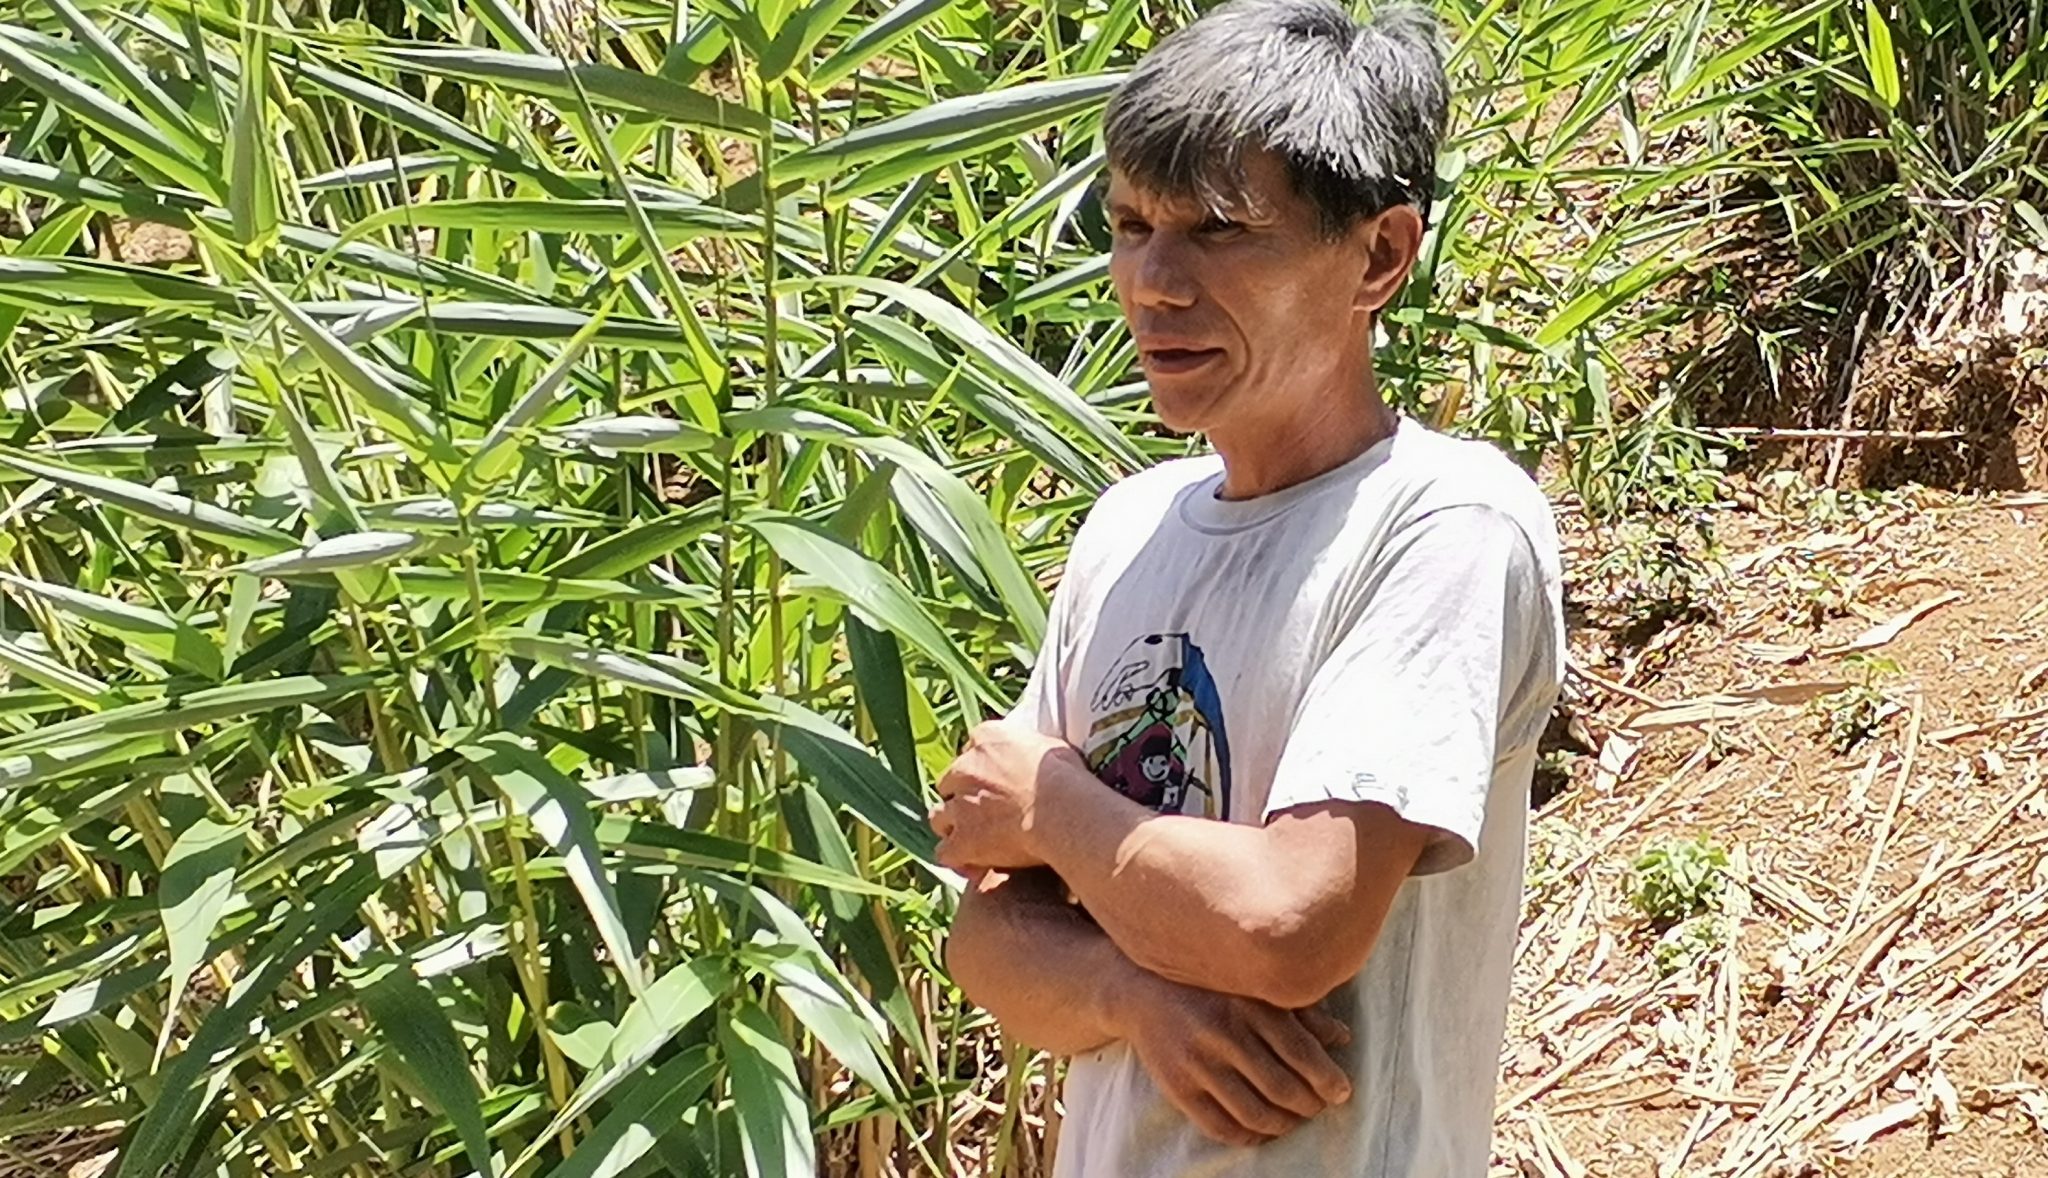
930, 1, 1564, 1174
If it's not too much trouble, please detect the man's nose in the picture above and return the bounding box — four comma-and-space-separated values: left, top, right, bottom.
1124, 235, 1198, 310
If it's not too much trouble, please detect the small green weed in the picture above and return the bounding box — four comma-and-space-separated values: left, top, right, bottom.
1591, 518, 1721, 636
1652, 915, 1725, 977
1775, 562, 1855, 629
1627, 836, 1731, 926
1527, 818, 1590, 892
1817, 654, 1901, 753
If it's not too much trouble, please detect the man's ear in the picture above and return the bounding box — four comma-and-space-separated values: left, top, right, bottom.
1351, 205, 1426, 314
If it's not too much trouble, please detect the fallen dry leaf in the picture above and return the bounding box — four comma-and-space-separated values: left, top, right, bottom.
1593, 733, 1639, 793
1829, 1098, 1923, 1150
1820, 590, 1965, 656
1739, 641, 1812, 664
1623, 681, 1853, 732
2021, 660, 2048, 695
1927, 1067, 1963, 1136
2018, 1089, 2048, 1138
1731, 531, 1859, 573
1928, 701, 2048, 743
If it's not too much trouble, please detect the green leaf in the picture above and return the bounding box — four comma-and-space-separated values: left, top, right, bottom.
747, 513, 997, 706
778, 73, 1124, 195
355, 957, 495, 1178
0, 28, 220, 200
363, 47, 771, 136
462, 306, 610, 501
0, 204, 91, 348
737, 405, 1046, 645
594, 816, 906, 897
720, 1001, 815, 1178
0, 257, 241, 311
999, 254, 1110, 315
0, 734, 173, 797
0, 573, 223, 681
220, 254, 457, 469
806, 275, 1141, 477
0, 674, 381, 759
456, 736, 647, 995
540, 1046, 717, 1178
759, 0, 859, 81
1533, 252, 1692, 349
117, 860, 384, 1178
809, 0, 951, 89
722, 882, 898, 1102
42, 0, 209, 162
845, 618, 919, 787
1667, 0, 1833, 104
389, 568, 716, 606
0, 633, 107, 705
238, 532, 428, 578
513, 956, 728, 1173
497, 635, 938, 864
346, 198, 821, 251
1861, 0, 1901, 110
0, 440, 296, 561
155, 818, 246, 1066
228, 1, 279, 249
557, 415, 721, 454
292, 57, 540, 180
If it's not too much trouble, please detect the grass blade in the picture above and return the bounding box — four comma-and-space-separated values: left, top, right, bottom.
747, 513, 997, 706
355, 957, 496, 1178
719, 1000, 815, 1178
456, 736, 648, 996
155, 818, 247, 1066
539, 1046, 717, 1178
512, 956, 728, 1172
0, 27, 220, 199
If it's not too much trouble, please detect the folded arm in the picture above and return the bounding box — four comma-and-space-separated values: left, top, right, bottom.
1031, 775, 1429, 1009
944, 866, 1133, 1056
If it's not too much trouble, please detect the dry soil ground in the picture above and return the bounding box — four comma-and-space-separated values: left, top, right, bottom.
1494, 486, 2048, 1177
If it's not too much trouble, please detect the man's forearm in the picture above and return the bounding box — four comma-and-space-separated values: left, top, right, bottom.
1029, 774, 1313, 1003
945, 867, 1140, 1056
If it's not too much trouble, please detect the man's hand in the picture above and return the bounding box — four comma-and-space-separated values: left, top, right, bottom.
931, 720, 1089, 871
1117, 971, 1354, 1148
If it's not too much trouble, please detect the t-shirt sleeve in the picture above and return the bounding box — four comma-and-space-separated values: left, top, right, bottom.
1006, 583, 1068, 736
1261, 503, 1558, 875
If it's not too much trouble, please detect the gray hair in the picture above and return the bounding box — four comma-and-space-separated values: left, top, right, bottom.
1103, 0, 1452, 235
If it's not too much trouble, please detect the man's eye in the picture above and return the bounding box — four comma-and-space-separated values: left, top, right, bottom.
1115, 219, 1150, 235
1198, 218, 1242, 236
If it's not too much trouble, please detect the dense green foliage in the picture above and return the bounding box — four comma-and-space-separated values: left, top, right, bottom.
0, 0, 2038, 1175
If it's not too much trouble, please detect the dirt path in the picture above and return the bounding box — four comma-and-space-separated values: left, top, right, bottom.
1493, 490, 2048, 1176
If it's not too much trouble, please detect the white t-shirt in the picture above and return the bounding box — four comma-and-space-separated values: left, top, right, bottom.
1011, 417, 1564, 1178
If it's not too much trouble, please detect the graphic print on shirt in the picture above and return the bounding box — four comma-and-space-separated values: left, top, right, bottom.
1083, 633, 1233, 819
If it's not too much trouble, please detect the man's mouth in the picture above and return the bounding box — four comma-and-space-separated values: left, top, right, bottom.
1141, 347, 1223, 375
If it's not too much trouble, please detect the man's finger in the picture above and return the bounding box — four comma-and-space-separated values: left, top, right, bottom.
1256, 1009, 1353, 1107
1223, 1033, 1325, 1120
1296, 1005, 1352, 1049
1173, 1090, 1264, 1149
1201, 1071, 1301, 1141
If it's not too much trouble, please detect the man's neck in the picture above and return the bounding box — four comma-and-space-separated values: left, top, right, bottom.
1208, 369, 1398, 501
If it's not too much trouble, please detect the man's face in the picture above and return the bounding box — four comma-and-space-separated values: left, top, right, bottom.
1106, 150, 1381, 436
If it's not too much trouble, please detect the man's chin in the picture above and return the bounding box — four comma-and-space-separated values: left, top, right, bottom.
1147, 384, 1220, 435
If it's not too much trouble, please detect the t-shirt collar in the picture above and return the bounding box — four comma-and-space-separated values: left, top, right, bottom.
1176, 417, 1410, 535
